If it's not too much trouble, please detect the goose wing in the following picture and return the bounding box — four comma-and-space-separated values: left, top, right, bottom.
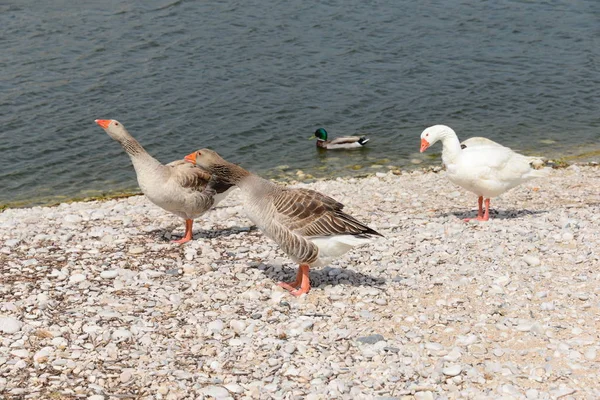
271, 188, 381, 237
167, 160, 212, 191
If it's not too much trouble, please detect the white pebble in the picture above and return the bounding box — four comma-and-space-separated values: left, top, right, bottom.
111, 329, 132, 342
10, 349, 29, 358
202, 385, 230, 398
69, 273, 87, 284
523, 255, 541, 266
442, 364, 462, 376
230, 320, 246, 335
100, 270, 118, 279
0, 317, 22, 334
33, 347, 53, 363
208, 319, 224, 333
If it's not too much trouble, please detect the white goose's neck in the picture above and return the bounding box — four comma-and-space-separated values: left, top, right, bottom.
439, 131, 462, 165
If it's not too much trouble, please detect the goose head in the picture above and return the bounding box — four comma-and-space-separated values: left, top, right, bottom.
95, 119, 128, 141
184, 148, 225, 170
185, 149, 248, 184
420, 125, 456, 152
314, 128, 328, 141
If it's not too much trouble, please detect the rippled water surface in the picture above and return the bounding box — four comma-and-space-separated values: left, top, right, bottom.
1, 0, 599, 206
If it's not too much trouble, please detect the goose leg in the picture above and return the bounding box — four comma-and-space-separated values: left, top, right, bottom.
482, 198, 490, 221
464, 196, 484, 222
278, 266, 303, 291
278, 264, 311, 296
173, 219, 193, 244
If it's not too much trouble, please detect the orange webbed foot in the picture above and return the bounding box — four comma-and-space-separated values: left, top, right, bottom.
278, 264, 310, 296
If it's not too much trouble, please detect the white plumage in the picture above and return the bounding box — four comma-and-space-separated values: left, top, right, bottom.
420, 125, 550, 220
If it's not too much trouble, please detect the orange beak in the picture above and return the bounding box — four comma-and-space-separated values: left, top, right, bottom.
95, 119, 111, 129
184, 152, 197, 163
420, 138, 430, 153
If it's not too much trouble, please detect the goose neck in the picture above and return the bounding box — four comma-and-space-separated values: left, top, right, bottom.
440, 133, 462, 164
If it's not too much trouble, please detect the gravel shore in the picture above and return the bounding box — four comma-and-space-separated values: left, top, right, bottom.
1, 165, 599, 399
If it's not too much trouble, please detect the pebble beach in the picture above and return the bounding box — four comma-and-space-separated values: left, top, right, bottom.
1, 164, 599, 399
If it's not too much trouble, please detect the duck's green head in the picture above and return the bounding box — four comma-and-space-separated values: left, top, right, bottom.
314, 128, 328, 141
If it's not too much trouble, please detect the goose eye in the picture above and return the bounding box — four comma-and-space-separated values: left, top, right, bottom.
425, 133, 429, 137
115, 122, 119, 126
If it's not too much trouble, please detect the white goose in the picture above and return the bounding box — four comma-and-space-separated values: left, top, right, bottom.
95, 119, 233, 243
420, 125, 550, 221
184, 148, 382, 296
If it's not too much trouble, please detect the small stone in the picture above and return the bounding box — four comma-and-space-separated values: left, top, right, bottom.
208, 320, 224, 333
202, 385, 230, 398
69, 273, 87, 284
33, 347, 53, 363
442, 364, 462, 376
523, 255, 540, 266
584, 348, 596, 360
551, 387, 575, 398
414, 391, 434, 400
5, 239, 20, 247
10, 349, 29, 358
100, 270, 118, 279
157, 386, 169, 395
540, 301, 555, 311
64, 214, 82, 223
526, 389, 539, 399
120, 369, 133, 383
224, 383, 244, 394
562, 232, 574, 241
230, 320, 246, 335
516, 323, 533, 332
128, 246, 145, 254
111, 329, 132, 342
0, 317, 22, 334
284, 343, 296, 354
356, 334, 385, 344
425, 342, 444, 352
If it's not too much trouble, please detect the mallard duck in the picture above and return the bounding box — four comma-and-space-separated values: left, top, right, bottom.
420, 125, 550, 221
313, 128, 369, 149
95, 119, 234, 243
184, 148, 382, 296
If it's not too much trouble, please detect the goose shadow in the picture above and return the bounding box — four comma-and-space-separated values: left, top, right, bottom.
255, 263, 386, 289
434, 208, 548, 221
150, 225, 259, 241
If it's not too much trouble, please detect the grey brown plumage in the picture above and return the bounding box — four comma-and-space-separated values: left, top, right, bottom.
95, 120, 233, 243
272, 188, 380, 238
184, 148, 381, 296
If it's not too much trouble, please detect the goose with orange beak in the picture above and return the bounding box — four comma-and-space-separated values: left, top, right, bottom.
420, 125, 549, 221
184, 148, 382, 297
95, 119, 233, 243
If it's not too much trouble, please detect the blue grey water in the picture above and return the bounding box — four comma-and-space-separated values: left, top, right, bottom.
1, 0, 599, 207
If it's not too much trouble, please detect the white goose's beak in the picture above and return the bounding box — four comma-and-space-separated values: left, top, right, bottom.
420, 138, 430, 153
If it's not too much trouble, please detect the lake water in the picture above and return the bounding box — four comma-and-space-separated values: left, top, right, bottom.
1, 0, 599, 207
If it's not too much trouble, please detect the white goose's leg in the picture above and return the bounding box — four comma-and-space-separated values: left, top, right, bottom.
482, 198, 491, 221
464, 196, 484, 222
